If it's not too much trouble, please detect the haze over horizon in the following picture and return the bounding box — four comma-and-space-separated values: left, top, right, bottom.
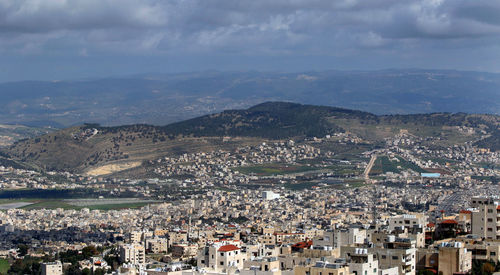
1, 0, 500, 82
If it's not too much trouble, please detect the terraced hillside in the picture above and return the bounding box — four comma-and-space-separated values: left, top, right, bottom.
2, 102, 499, 175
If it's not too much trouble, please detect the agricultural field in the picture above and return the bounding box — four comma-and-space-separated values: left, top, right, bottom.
234, 163, 319, 176
369, 155, 427, 175
283, 178, 363, 190
0, 198, 160, 211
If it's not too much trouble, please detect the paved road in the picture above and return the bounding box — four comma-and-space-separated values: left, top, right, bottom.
364, 155, 377, 180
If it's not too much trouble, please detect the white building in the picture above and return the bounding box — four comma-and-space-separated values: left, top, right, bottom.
119, 243, 146, 265
262, 191, 280, 200
347, 249, 378, 275
41, 261, 63, 275
197, 242, 247, 273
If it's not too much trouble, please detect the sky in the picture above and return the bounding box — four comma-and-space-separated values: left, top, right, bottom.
1, 0, 500, 82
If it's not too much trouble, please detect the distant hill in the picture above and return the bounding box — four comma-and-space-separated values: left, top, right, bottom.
0, 124, 55, 147
3, 102, 499, 175
0, 69, 499, 127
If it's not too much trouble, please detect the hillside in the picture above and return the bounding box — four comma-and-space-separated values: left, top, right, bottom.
2, 102, 499, 175
0, 70, 499, 127
0, 124, 55, 147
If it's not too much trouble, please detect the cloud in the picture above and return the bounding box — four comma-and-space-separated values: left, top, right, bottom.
1, 0, 499, 53
0, 0, 500, 80
0, 0, 165, 33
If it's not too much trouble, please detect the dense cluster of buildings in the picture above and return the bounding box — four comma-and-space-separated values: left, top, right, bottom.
0, 132, 499, 275
1, 189, 498, 275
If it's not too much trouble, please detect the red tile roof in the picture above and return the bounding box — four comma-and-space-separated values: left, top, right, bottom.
459, 210, 471, 214
218, 244, 239, 252
292, 240, 313, 249
441, 219, 458, 225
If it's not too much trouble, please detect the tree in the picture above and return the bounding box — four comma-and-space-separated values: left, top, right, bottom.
482, 262, 495, 274
17, 244, 29, 256
65, 263, 83, 275
82, 246, 99, 258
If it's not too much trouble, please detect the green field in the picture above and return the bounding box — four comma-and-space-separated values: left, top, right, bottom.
234, 164, 318, 176
0, 258, 9, 274
284, 178, 364, 190
329, 179, 367, 189
284, 182, 319, 190
13, 200, 158, 211
21, 200, 75, 210
370, 155, 427, 175
85, 202, 154, 210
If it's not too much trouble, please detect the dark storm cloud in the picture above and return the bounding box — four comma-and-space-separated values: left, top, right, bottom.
0, 0, 499, 80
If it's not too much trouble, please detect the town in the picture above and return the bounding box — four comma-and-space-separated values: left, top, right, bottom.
0, 130, 499, 275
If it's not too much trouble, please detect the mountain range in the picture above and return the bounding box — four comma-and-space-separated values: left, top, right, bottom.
0, 69, 499, 128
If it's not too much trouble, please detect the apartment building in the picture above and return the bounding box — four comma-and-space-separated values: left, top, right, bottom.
342, 236, 416, 275
197, 242, 247, 273
241, 256, 282, 275
119, 243, 146, 265
388, 214, 427, 232
346, 249, 378, 275
437, 242, 471, 275
470, 197, 500, 240
314, 228, 366, 249
41, 261, 63, 275
294, 261, 352, 275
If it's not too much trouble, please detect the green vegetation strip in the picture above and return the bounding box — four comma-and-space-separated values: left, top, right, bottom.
370, 155, 427, 175
234, 164, 318, 176
0, 258, 9, 274
20, 200, 157, 211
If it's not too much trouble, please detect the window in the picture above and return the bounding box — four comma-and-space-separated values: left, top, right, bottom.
201, 260, 205, 264
488, 218, 493, 222
392, 256, 398, 260
220, 253, 224, 256
220, 262, 224, 266
381, 255, 386, 259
